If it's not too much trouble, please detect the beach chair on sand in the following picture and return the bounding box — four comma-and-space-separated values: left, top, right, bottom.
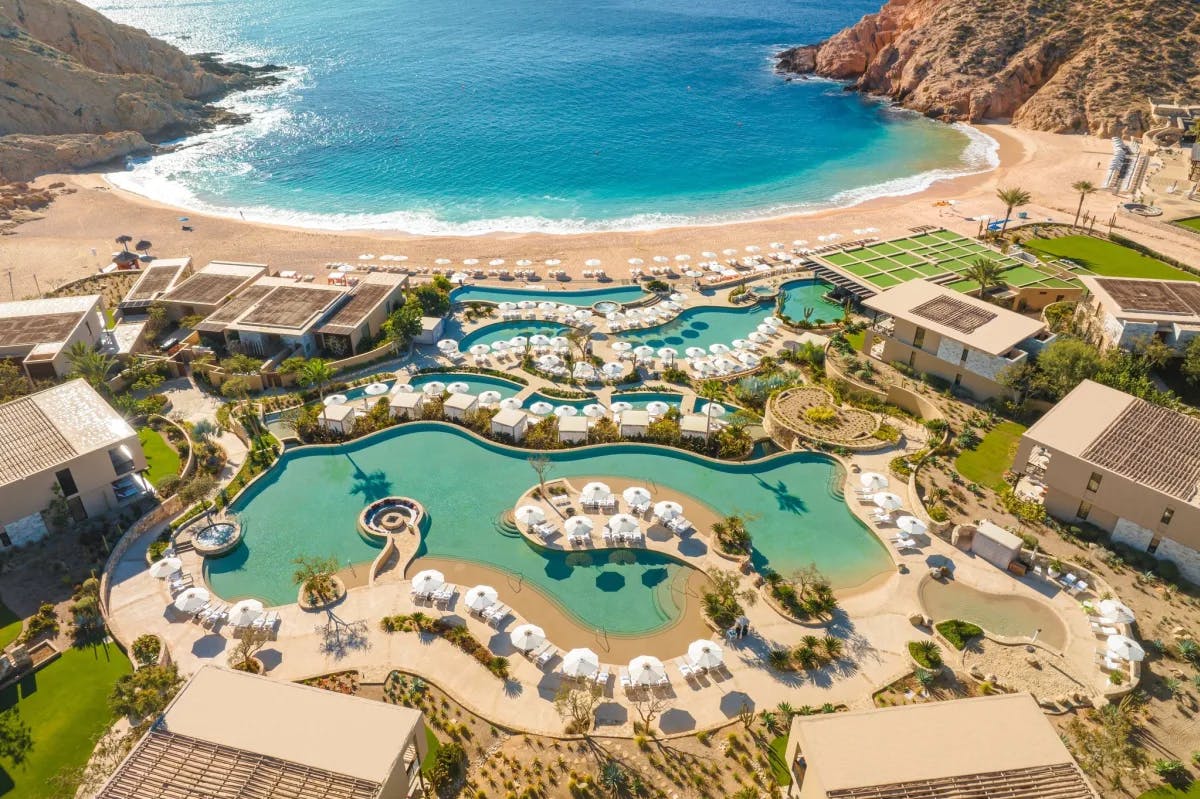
619, 666, 632, 690
486, 605, 511, 628
593, 667, 610, 686
536, 647, 556, 668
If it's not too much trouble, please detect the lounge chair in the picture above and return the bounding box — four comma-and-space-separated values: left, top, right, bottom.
529, 641, 552, 661
676, 658, 695, 680
536, 647, 556, 668
1069, 580, 1089, 596
533, 521, 558, 539
486, 604, 511, 627
618, 666, 632, 690
628, 500, 650, 515
594, 667, 611, 686
602, 529, 614, 545
892, 537, 916, 550
434, 583, 457, 605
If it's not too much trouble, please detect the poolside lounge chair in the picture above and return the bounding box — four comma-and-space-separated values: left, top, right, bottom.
536, 647, 557, 668
666, 517, 693, 535
534, 521, 559, 539
190, 602, 212, 620
628, 500, 650, 515
892, 537, 916, 550
1091, 622, 1120, 637
1059, 573, 1078, 589
602, 528, 614, 545
528, 641, 553, 661
676, 658, 695, 681
434, 583, 457, 606
1069, 580, 1089, 596
618, 666, 632, 690
593, 667, 610, 686
871, 511, 892, 525
486, 604, 511, 628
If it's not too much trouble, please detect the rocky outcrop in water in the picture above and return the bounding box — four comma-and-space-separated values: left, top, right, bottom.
776, 0, 1200, 137
0, 0, 281, 181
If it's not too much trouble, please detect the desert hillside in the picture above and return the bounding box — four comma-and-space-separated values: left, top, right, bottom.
777, 0, 1200, 136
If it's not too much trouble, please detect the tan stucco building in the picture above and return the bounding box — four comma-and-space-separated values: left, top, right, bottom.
0, 294, 106, 380
98, 666, 428, 799
1015, 379, 1200, 583
1075, 275, 1200, 355
862, 281, 1053, 400
0, 380, 148, 548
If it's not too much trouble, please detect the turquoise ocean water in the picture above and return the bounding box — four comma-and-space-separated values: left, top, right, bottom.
86, 0, 996, 233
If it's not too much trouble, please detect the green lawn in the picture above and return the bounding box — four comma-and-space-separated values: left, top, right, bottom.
0, 601, 21, 650
0, 645, 132, 799
419, 725, 441, 775
844, 330, 866, 352
767, 735, 791, 786
1139, 785, 1200, 798
137, 427, 180, 486
1024, 236, 1198, 280
1173, 216, 1200, 233
954, 421, 1028, 490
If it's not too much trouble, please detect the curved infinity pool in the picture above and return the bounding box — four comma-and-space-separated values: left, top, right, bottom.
454, 320, 571, 350
208, 424, 889, 632
451, 284, 647, 306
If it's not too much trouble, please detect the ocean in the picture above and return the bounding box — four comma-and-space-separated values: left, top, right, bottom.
84, 0, 996, 234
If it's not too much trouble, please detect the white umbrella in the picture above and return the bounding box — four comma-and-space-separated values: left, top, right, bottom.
421, 381, 446, 395
731, 339, 752, 350
628, 655, 667, 686
173, 587, 210, 613
391, 383, 414, 394
709, 343, 730, 355
562, 648, 600, 678
411, 569, 445, 594
465, 585, 499, 612
609, 401, 633, 413
607, 514, 640, 534
623, 486, 652, 506
1097, 599, 1135, 625
537, 354, 562, 369
585, 258, 602, 267
860, 472, 889, 491
745, 245, 761, 253
498, 301, 517, 311
228, 598, 264, 627
463, 258, 479, 266
1106, 634, 1145, 662
653, 255, 670, 263
763, 317, 783, 328
722, 248, 738, 256
446, 381, 471, 394
749, 331, 769, 344
450, 272, 469, 284
550, 336, 571, 348
670, 292, 688, 302
756, 323, 776, 336
684, 346, 707, 358
554, 405, 578, 417
630, 346, 653, 359
323, 393, 348, 406
700, 402, 726, 418
657, 347, 678, 362
701, 251, 717, 258
478, 390, 503, 406
611, 341, 633, 352
516, 259, 533, 267
499, 397, 524, 410
490, 258, 505, 266
675, 254, 691, 262
492, 340, 510, 354
688, 639, 724, 669
149, 557, 182, 578
646, 400, 670, 416
564, 516, 595, 536
583, 403, 606, 418
469, 343, 492, 357
510, 623, 546, 651
601, 362, 624, 378
530, 332, 552, 345
628, 257, 644, 265
515, 505, 546, 525
529, 401, 554, 415
580, 482, 612, 503
509, 335, 529, 349
713, 357, 740, 371
685, 269, 704, 278
896, 516, 927, 537
545, 259, 562, 266
572, 309, 591, 321
437, 338, 459, 353
873, 492, 904, 512
653, 500, 683, 520
363, 382, 389, 397
435, 257, 452, 265
517, 300, 537, 310
738, 352, 761, 368
358, 254, 374, 261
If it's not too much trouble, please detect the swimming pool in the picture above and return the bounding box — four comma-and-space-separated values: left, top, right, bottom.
409, 372, 525, 398
451, 284, 647, 307
777, 279, 845, 323
617, 305, 775, 350
523, 391, 599, 411
209, 425, 890, 632
452, 320, 572, 350
919, 578, 1068, 650
611, 392, 685, 411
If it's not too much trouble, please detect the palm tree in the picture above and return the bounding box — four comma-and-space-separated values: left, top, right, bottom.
299, 358, 335, 400
64, 341, 117, 388
995, 186, 1032, 233
115, 234, 133, 252
965, 257, 1003, 297
1071, 181, 1096, 228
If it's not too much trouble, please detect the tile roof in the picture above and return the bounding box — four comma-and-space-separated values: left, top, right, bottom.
910, 295, 998, 334
1081, 397, 1200, 502
826, 762, 1096, 799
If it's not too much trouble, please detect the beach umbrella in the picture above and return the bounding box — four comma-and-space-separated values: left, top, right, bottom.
499, 397, 524, 410
745, 245, 761, 253
1098, 599, 1136, 625
515, 505, 546, 525
517, 300, 537, 310
149, 557, 182, 578
1106, 634, 1145, 662
572, 309, 592, 322
688, 640, 724, 669
517, 259, 533, 267
465, 585, 499, 612
646, 400, 670, 416
601, 362, 624, 378
749, 331, 769, 344
228, 599, 264, 628
450, 272, 469, 284
685, 269, 704, 278
435, 258, 452, 265
738, 352, 761, 367
463, 258, 479, 266
498, 301, 517, 311
628, 655, 667, 686
509, 624, 546, 652
565, 516, 595, 537
508, 336, 529, 350
896, 516, 928, 537
609, 401, 633, 413
534, 306, 555, 316
607, 514, 640, 535
585, 258, 602, 267
722, 248, 738, 256
446, 381, 471, 395
628, 257, 644, 265
654, 500, 683, 520
657, 346, 678, 361
545, 259, 562, 266
583, 404, 606, 418
358, 254, 375, 261
478, 390, 502, 406
634, 345, 656, 359
793, 239, 808, 246
421, 381, 446, 395
675, 254, 691, 262
817, 235, 829, 243
554, 405, 578, 417
364, 382, 390, 397
653, 255, 670, 263
732, 338, 752, 350
490, 258, 505, 266
660, 301, 680, 312
756, 323, 776, 335
529, 401, 554, 416
873, 492, 904, 512
437, 338, 459, 353
491, 341, 510, 354
701, 251, 717, 258
701, 402, 726, 418
580, 482, 612, 503
713, 357, 740, 371
573, 362, 597, 379
709, 342, 730, 355
611, 341, 632, 352
562, 648, 600, 678
391, 383, 414, 394
469, 343, 491, 357
549, 336, 571, 349
623, 486, 652, 506
323, 393, 348, 406
173, 587, 210, 613
685, 346, 707, 358
537, 354, 562, 369
412, 569, 444, 594
860, 472, 889, 492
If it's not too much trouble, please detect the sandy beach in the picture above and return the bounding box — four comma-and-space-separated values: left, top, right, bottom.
5, 123, 1197, 301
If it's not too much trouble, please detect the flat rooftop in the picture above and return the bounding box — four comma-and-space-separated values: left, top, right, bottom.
317, 275, 405, 336
236, 283, 346, 331
0, 295, 98, 348
1082, 276, 1200, 323
864, 280, 1045, 355
121, 258, 191, 306
196, 284, 275, 331
161, 262, 267, 307
792, 693, 1096, 798
0, 379, 135, 485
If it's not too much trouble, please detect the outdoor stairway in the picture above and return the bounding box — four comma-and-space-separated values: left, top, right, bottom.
810, 265, 876, 300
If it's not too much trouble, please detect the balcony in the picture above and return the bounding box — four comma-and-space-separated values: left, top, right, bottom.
112, 473, 152, 504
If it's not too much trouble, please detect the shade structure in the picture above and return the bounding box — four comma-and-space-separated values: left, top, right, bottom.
149, 557, 182, 578
421, 381, 446, 395
623, 486, 652, 506
611, 341, 632, 352
564, 516, 594, 536
860, 472, 889, 491
582, 403, 606, 418
628, 655, 667, 686
653, 500, 683, 520
530, 332, 552, 344
537, 354, 562, 369
688, 640, 724, 669
763, 316, 783, 328
607, 513, 640, 535
510, 624, 546, 651
465, 585, 499, 612
435, 258, 452, 265
896, 516, 927, 537
391, 383, 414, 394
749, 331, 769, 344
491, 340, 510, 353
446, 381, 471, 394
1097, 599, 1135, 624
173, 587, 210, 613
700, 402, 726, 418
499, 397, 524, 410
554, 405, 579, 417
449, 272, 469, 284
731, 338, 751, 350
509, 335, 529, 347
585, 258, 602, 267
411, 569, 445, 595
469, 343, 491, 356
609, 401, 633, 413
1106, 634, 1145, 662
580, 482, 612, 503
738, 352, 761, 368
633, 345, 656, 358
463, 258, 479, 265
628, 257, 644, 265
601, 362, 624, 378
529, 401, 554, 415
549, 336, 570, 348
437, 338, 459, 352
478, 390, 503, 406
657, 346, 678, 361
685, 269, 703, 278
675, 253, 691, 261
497, 301, 517, 311
645, 401, 670, 416
228, 598, 264, 627
516, 259, 533, 267
562, 648, 600, 678
515, 504, 546, 525
490, 258, 505, 266
756, 323, 775, 335
323, 394, 348, 406
709, 343, 730, 355
545, 258, 562, 266
873, 492, 904, 511
363, 382, 389, 397
652, 255, 669, 263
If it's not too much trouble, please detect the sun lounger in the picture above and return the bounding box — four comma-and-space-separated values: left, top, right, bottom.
434, 583, 457, 605
628, 501, 650, 515
536, 647, 556, 668
190, 602, 212, 619
1069, 580, 1088, 596
892, 537, 916, 550
486, 604, 511, 627
666, 517, 693, 534
676, 658, 695, 680
533, 521, 557, 539
602, 528, 614, 544
619, 666, 632, 690
593, 667, 610, 686
529, 641, 553, 660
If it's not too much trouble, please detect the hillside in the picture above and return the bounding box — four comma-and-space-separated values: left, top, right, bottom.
776, 0, 1200, 136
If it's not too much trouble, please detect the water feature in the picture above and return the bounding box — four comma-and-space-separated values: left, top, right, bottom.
919, 578, 1068, 650
452, 285, 646, 306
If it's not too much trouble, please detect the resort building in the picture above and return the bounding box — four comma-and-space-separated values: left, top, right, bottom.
97, 665, 428, 799
0, 295, 106, 380
1075, 275, 1200, 354
862, 281, 1053, 400
117, 257, 193, 314
313, 273, 408, 356
0, 380, 147, 547
159, 261, 268, 321
321, 403, 358, 435
618, 409, 650, 438
784, 693, 1098, 798
414, 316, 446, 345
443, 391, 478, 420
491, 408, 528, 442
680, 414, 714, 439
558, 414, 589, 443
1014, 380, 1200, 583
389, 391, 425, 419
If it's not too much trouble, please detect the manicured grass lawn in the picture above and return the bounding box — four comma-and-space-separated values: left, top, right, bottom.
1139, 785, 1200, 798
1173, 216, 1200, 233
767, 735, 791, 786
0, 644, 131, 799
137, 427, 180, 486
0, 600, 21, 650
1024, 236, 1199, 280
844, 329, 866, 352
954, 421, 1027, 490
420, 725, 441, 774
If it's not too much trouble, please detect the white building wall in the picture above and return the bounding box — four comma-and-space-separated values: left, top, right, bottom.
1112, 517, 1155, 550
2, 512, 49, 549
934, 338, 1012, 382
1156, 538, 1200, 585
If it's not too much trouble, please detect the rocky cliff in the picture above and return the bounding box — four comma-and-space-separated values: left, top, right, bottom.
0, 0, 280, 180
777, 0, 1200, 136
